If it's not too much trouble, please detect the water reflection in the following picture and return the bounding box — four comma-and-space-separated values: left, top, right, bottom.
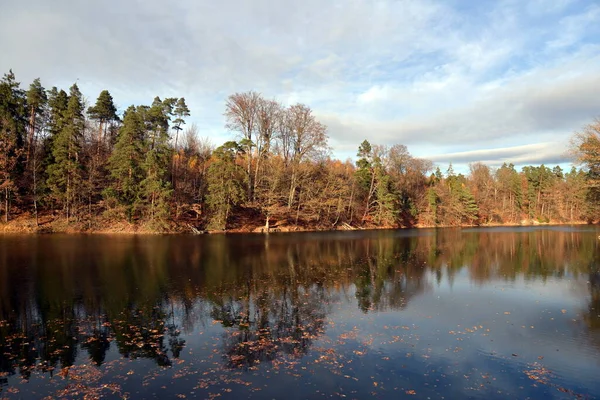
0, 227, 599, 397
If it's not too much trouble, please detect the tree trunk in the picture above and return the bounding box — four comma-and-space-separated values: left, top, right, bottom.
288, 167, 297, 210
97, 121, 103, 157
33, 154, 38, 227
348, 180, 355, 223
265, 213, 269, 234
247, 151, 253, 202
253, 151, 262, 204
4, 188, 8, 223
362, 168, 376, 221
26, 105, 36, 168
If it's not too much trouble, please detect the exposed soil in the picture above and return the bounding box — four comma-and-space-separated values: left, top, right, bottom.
0, 209, 593, 235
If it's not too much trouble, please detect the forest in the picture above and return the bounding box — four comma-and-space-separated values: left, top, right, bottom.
0, 69, 599, 233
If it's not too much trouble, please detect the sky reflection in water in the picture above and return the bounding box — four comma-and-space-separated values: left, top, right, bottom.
0, 227, 599, 399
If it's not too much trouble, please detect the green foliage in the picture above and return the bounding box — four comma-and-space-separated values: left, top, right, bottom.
46, 83, 85, 220
137, 98, 175, 229
26, 78, 47, 140
355, 140, 373, 193
88, 90, 118, 124
373, 170, 397, 225
206, 142, 247, 230
446, 174, 479, 224
523, 165, 555, 218
0, 70, 27, 220
106, 106, 146, 221
427, 187, 439, 223
172, 97, 190, 139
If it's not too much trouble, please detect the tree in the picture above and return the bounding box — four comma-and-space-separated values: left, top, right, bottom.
106, 106, 146, 221
171, 97, 190, 191
253, 98, 280, 202
495, 163, 522, 222
354, 141, 397, 224
284, 103, 328, 209
522, 165, 554, 220
205, 141, 247, 230
468, 162, 496, 223
445, 173, 478, 224
46, 83, 85, 222
87, 90, 118, 152
563, 167, 588, 221
171, 97, 190, 150
25, 78, 48, 225
0, 70, 26, 222
25, 78, 47, 167
387, 144, 431, 225
225, 92, 261, 200
139, 97, 174, 229
572, 119, 600, 218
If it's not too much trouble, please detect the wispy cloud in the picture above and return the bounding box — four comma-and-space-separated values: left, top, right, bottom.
1, 0, 598, 168
426, 143, 569, 167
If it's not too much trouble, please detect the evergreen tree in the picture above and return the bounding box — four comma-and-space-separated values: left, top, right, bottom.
41, 88, 69, 188
0, 70, 27, 221
46, 83, 85, 221
46, 87, 69, 139
172, 97, 190, 150
446, 174, 479, 224
87, 90, 118, 151
373, 168, 397, 225
355, 140, 375, 221
25, 78, 47, 165
171, 97, 190, 191
205, 141, 247, 230
25, 78, 48, 224
139, 97, 173, 228
106, 106, 146, 221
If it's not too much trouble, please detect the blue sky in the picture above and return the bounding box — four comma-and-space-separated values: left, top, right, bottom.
1, 0, 599, 172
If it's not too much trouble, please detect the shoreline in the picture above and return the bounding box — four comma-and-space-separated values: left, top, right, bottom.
0, 215, 594, 235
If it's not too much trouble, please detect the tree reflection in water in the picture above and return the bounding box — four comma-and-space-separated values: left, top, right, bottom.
0, 228, 598, 382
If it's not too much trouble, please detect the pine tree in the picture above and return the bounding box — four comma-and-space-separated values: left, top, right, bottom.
172, 97, 190, 150
106, 106, 146, 221
373, 167, 397, 225
205, 141, 247, 230
25, 78, 47, 166
139, 97, 173, 228
41, 88, 69, 186
87, 90, 118, 152
46, 83, 85, 222
171, 97, 190, 191
25, 78, 47, 224
0, 70, 27, 222
355, 140, 375, 221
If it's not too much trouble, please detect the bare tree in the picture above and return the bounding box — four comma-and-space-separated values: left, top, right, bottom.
224, 91, 261, 201
284, 104, 328, 209
253, 98, 281, 201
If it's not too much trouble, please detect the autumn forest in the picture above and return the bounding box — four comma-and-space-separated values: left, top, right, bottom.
1, 70, 599, 233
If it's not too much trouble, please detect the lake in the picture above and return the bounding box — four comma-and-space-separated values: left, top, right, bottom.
1, 226, 600, 399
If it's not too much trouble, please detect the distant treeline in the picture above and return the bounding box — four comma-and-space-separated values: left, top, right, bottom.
0, 70, 599, 232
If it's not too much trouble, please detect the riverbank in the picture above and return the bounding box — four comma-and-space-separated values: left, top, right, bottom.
0, 212, 593, 235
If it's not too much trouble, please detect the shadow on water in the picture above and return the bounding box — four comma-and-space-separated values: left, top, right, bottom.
0, 227, 599, 398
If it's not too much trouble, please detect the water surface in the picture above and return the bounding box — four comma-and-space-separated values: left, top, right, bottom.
1, 226, 600, 399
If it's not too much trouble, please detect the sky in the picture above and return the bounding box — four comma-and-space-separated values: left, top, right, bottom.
1, 0, 599, 172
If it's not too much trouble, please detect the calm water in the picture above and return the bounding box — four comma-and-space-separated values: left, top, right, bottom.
1, 227, 600, 399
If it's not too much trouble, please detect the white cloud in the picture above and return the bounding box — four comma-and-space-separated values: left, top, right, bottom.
426, 142, 569, 167
0, 0, 598, 168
